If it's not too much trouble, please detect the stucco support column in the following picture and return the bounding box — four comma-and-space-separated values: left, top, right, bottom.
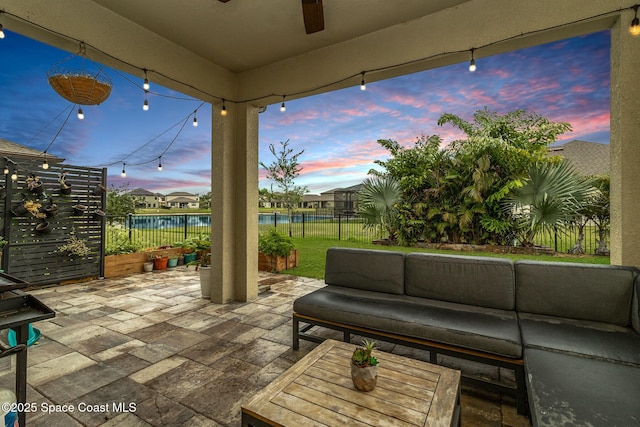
210, 102, 259, 303
610, 11, 640, 267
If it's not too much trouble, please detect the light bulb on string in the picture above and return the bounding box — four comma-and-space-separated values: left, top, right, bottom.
143, 91, 149, 111
0, 24, 5, 40
158, 157, 162, 171
10, 171, 17, 181
469, 48, 477, 72
143, 69, 150, 90
221, 99, 227, 116
3, 165, 9, 175
193, 115, 198, 127
121, 163, 126, 178
631, 6, 640, 36
280, 96, 286, 112
77, 107, 84, 120
360, 72, 366, 91
42, 158, 49, 170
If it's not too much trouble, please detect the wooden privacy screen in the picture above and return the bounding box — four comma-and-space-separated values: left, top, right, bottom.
0, 159, 106, 285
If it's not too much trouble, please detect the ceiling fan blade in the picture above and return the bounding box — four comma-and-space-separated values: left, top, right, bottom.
301, 0, 324, 34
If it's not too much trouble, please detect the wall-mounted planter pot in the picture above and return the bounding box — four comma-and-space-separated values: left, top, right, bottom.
43, 204, 58, 217
93, 184, 107, 196
59, 185, 72, 195
35, 221, 52, 234
72, 204, 88, 215
92, 210, 106, 219
11, 204, 28, 217
29, 181, 45, 194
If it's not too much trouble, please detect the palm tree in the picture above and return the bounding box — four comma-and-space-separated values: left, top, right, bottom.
504, 161, 595, 247
358, 177, 401, 241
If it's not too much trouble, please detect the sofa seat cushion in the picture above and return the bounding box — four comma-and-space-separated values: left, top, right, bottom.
524, 348, 640, 427
293, 286, 522, 358
518, 313, 640, 366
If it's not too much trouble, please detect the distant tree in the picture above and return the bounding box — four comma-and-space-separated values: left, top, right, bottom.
106, 184, 136, 220
260, 140, 307, 235
582, 175, 610, 255
199, 192, 211, 209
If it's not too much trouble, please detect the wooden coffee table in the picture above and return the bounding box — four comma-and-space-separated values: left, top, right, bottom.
242, 339, 461, 427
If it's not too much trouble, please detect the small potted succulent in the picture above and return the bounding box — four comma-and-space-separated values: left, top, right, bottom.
58, 171, 72, 195
351, 339, 379, 392
26, 173, 44, 194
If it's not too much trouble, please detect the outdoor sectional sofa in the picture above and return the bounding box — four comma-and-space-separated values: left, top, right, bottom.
292, 247, 640, 426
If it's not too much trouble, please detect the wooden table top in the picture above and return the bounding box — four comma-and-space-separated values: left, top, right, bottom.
242, 339, 461, 427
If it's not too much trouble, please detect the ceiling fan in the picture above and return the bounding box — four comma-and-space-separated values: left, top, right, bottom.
218, 0, 325, 34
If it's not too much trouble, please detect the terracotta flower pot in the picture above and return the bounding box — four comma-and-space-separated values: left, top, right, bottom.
153, 257, 168, 270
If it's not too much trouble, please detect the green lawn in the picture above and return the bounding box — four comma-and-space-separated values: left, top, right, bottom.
282, 237, 610, 280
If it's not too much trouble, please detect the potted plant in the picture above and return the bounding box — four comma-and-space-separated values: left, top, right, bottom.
143, 253, 154, 272
258, 228, 298, 272
0, 236, 7, 270
184, 234, 212, 297
43, 198, 58, 217
25, 173, 44, 194
351, 339, 379, 392
167, 254, 179, 268
153, 252, 169, 270
58, 171, 72, 195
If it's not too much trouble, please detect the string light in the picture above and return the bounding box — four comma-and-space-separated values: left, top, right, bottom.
10, 170, 17, 181
77, 107, 84, 120
42, 158, 49, 170
157, 157, 162, 171
280, 95, 286, 112
143, 69, 150, 90
121, 163, 126, 177
221, 99, 227, 116
360, 72, 366, 91
192, 114, 198, 127
631, 5, 640, 36
469, 48, 477, 72
0, 23, 5, 39
3, 165, 8, 175
143, 92, 149, 111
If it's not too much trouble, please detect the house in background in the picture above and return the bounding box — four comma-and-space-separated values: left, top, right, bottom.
165, 191, 199, 209
548, 140, 610, 176
129, 188, 165, 209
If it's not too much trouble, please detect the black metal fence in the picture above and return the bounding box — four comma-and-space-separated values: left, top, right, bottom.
107, 212, 610, 256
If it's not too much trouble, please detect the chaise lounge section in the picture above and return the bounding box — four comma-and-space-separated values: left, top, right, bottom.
292, 247, 640, 424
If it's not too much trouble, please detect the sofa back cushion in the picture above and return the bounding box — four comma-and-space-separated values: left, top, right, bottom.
515, 260, 636, 326
405, 253, 515, 310
324, 248, 405, 294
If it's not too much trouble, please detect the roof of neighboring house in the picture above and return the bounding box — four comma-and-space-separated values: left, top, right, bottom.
167, 197, 198, 203
547, 140, 609, 176
166, 191, 197, 197
321, 183, 363, 195
0, 138, 64, 163
129, 187, 160, 196
303, 194, 334, 202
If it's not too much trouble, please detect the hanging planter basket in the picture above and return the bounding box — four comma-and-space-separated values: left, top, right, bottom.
47, 43, 112, 106
47, 72, 112, 105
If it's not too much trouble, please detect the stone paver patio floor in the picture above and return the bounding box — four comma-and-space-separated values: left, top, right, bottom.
0, 268, 530, 426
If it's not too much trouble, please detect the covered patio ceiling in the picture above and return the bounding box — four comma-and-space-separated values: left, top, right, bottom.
0, 1, 625, 106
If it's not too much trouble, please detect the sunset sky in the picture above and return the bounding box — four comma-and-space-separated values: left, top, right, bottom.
0, 29, 610, 195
